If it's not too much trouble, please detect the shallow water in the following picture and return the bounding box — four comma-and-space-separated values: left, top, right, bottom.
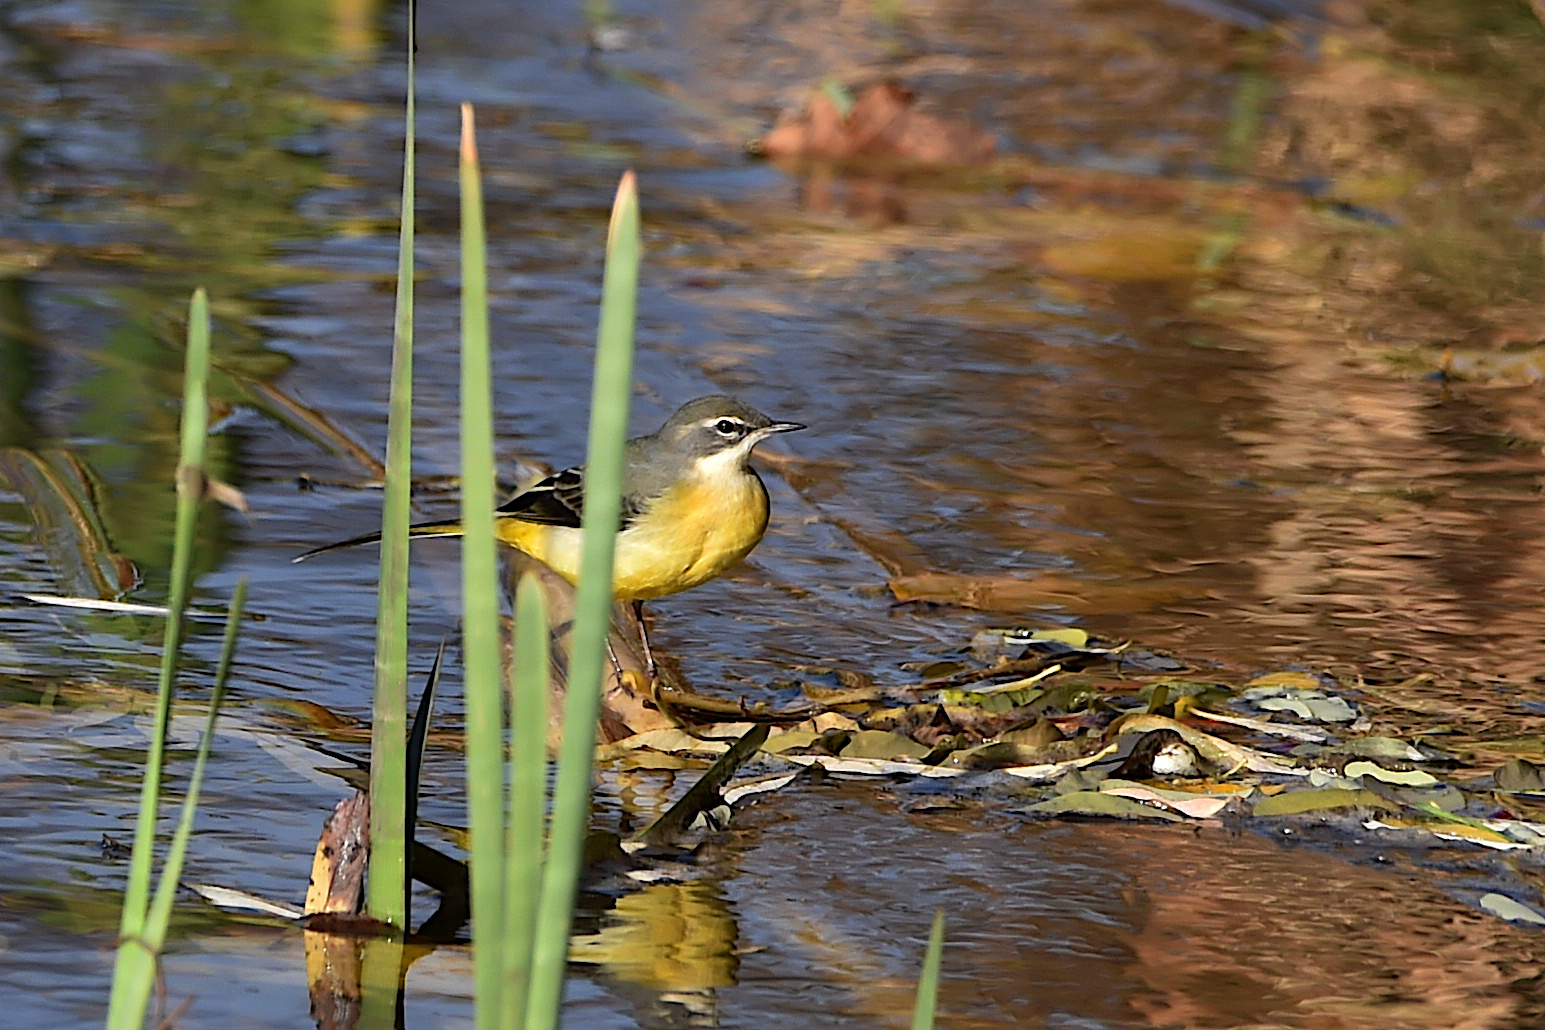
4, 0, 1545, 1026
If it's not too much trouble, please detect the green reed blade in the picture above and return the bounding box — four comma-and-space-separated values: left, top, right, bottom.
525, 170, 640, 1030
501, 572, 552, 1028
142, 578, 248, 949
366, 0, 418, 929
458, 102, 508, 1030
104, 287, 212, 1030
910, 909, 947, 1030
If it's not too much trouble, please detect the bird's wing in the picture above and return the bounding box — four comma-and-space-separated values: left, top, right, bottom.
496, 464, 648, 529
497, 466, 586, 526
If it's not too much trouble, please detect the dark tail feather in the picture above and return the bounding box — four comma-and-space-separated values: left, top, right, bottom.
292, 520, 464, 563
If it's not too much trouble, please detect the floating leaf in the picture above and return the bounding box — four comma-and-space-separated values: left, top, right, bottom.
1325, 737, 1429, 762
1343, 761, 1438, 787
1252, 788, 1396, 816
839, 730, 934, 761
785, 712, 861, 735
939, 687, 1041, 711
1026, 628, 1090, 648
943, 741, 1050, 770
1247, 689, 1357, 723
1430, 825, 1527, 850
1026, 790, 1185, 822
998, 718, 1065, 748
599, 729, 731, 757
1306, 769, 1362, 790
1100, 780, 1235, 818
1022, 680, 1102, 715
1479, 893, 1545, 925
1481, 819, 1545, 847
1496, 758, 1545, 794
1053, 767, 1110, 794
761, 730, 825, 754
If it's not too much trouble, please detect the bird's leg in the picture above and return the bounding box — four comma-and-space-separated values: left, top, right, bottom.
632, 599, 657, 681
604, 637, 626, 684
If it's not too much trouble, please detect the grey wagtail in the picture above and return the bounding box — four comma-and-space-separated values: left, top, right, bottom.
296, 394, 804, 613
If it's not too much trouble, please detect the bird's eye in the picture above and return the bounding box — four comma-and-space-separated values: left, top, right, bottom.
714, 418, 739, 436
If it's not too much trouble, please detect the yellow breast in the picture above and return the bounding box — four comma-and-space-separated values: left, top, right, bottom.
495, 468, 771, 601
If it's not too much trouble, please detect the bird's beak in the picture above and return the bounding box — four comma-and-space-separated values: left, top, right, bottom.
764, 421, 805, 435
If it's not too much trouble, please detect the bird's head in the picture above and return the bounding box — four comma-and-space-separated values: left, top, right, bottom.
657, 395, 805, 467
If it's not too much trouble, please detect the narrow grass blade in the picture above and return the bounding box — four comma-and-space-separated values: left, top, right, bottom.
104, 288, 212, 1030
406, 637, 447, 829
404, 635, 447, 906
458, 102, 508, 1030
366, 0, 418, 928
525, 171, 640, 1030
910, 909, 946, 1030
142, 579, 249, 947
501, 572, 551, 1028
